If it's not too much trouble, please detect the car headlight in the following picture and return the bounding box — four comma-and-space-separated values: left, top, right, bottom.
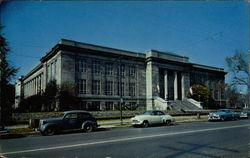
40, 120, 47, 125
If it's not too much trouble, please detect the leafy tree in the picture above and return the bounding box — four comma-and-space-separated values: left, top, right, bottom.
0, 25, 18, 124
190, 84, 210, 108
43, 80, 59, 111
18, 94, 43, 112
58, 82, 80, 111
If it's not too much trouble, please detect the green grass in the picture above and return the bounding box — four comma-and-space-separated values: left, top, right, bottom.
9, 128, 34, 135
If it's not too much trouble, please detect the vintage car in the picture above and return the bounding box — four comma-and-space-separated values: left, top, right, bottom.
0, 123, 9, 135
38, 110, 98, 136
208, 109, 240, 121
239, 109, 250, 119
131, 110, 175, 127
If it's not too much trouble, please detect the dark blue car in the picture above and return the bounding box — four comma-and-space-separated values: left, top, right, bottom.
38, 110, 98, 136
208, 109, 240, 121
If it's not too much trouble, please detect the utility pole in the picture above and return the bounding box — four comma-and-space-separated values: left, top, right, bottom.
0, 54, 2, 128
119, 57, 123, 125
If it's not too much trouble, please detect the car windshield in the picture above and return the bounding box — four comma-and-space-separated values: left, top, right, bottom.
219, 109, 231, 113
58, 113, 65, 118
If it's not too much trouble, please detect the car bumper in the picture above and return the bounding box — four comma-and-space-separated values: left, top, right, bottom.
240, 114, 248, 119
0, 129, 9, 135
131, 120, 143, 126
208, 116, 221, 121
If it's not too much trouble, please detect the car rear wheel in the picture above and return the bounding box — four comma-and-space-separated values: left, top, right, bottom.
84, 124, 93, 133
142, 121, 149, 128
165, 120, 171, 126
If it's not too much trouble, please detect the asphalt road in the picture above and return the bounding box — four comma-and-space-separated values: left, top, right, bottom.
1, 119, 249, 158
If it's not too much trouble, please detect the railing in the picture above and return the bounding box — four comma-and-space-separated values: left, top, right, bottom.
185, 98, 202, 109
154, 97, 168, 110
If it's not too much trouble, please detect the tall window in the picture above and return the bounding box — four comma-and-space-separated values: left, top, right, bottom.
129, 65, 136, 77
50, 63, 53, 80
105, 81, 113, 95
92, 61, 101, 74
90, 101, 100, 111
47, 65, 50, 82
117, 65, 125, 77
117, 82, 124, 96
92, 80, 101, 95
54, 60, 57, 77
105, 102, 113, 110
106, 63, 113, 75
78, 79, 86, 94
77, 59, 87, 73
129, 83, 136, 96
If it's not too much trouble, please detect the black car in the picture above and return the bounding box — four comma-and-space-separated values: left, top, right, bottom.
38, 110, 98, 136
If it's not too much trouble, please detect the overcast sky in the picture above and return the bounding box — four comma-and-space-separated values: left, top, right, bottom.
1, 1, 249, 89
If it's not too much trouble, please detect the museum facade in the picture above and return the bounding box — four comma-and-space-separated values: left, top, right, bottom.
15, 39, 226, 111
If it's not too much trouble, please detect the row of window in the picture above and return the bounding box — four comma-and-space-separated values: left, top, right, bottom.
47, 60, 57, 82
78, 79, 136, 96
79, 101, 138, 111
76, 59, 136, 77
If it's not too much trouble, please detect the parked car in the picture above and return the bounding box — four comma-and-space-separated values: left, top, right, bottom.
239, 109, 250, 119
208, 109, 240, 121
131, 110, 175, 127
38, 110, 98, 136
0, 123, 9, 135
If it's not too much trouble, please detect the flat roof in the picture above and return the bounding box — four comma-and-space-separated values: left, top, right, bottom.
20, 39, 227, 79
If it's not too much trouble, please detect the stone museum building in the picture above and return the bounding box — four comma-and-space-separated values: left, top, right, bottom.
15, 39, 226, 111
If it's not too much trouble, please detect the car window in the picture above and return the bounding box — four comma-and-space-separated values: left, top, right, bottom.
78, 113, 90, 119
157, 111, 165, 115
152, 111, 158, 115
65, 113, 77, 119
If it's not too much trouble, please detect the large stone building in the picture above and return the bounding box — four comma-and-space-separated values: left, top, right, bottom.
15, 39, 226, 111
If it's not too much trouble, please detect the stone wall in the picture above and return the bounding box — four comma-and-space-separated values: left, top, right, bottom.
12, 111, 144, 121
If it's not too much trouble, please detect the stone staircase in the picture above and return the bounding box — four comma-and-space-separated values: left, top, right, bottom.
168, 99, 202, 112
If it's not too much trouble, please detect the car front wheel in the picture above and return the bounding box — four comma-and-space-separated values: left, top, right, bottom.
43, 127, 55, 136
142, 121, 149, 128
220, 116, 225, 121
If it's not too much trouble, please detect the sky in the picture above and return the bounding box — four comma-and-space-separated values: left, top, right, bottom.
0, 1, 249, 90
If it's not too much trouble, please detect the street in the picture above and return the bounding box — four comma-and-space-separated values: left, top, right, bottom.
1, 119, 250, 158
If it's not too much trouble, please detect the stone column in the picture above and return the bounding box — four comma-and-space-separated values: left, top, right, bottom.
174, 71, 178, 100
164, 70, 168, 100
181, 73, 185, 100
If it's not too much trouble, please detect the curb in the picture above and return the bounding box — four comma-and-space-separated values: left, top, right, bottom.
2, 118, 208, 138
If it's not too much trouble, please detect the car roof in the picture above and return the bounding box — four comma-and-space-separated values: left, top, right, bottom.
146, 110, 164, 113
64, 110, 89, 114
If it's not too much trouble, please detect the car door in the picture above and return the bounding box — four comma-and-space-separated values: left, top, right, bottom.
150, 111, 162, 124
77, 113, 91, 129
63, 113, 78, 130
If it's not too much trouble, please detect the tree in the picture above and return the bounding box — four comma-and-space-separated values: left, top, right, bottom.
58, 82, 80, 111
226, 51, 249, 88
226, 51, 249, 106
43, 80, 59, 111
190, 84, 210, 109
0, 25, 18, 124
